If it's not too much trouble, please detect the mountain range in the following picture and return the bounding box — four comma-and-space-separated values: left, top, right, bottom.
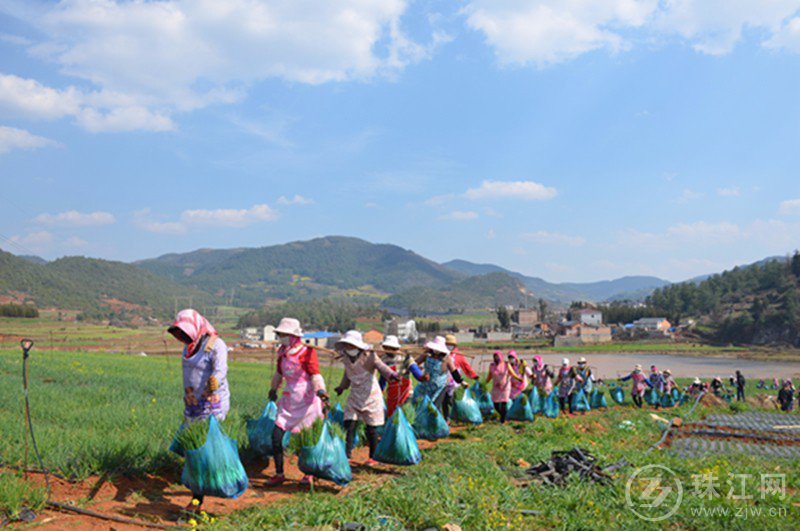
0, 235, 694, 316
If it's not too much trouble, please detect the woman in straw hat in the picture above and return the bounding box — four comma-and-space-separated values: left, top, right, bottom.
619, 364, 653, 408
414, 335, 465, 414
334, 330, 399, 464
442, 334, 479, 420
379, 335, 426, 418
266, 317, 330, 486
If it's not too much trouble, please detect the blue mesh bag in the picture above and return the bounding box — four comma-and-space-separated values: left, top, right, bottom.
246, 400, 290, 457
507, 394, 534, 422
180, 416, 248, 499
660, 393, 675, 408
610, 386, 625, 404
297, 421, 352, 486
544, 391, 559, 418
671, 388, 681, 401
645, 387, 659, 406
471, 381, 495, 416
529, 386, 544, 415
412, 396, 450, 441
571, 389, 591, 412
590, 389, 608, 409
451, 388, 483, 425
374, 408, 421, 466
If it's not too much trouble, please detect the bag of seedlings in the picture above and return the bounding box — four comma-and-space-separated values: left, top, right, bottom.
412, 395, 450, 441
180, 416, 248, 499
544, 391, 559, 418
471, 381, 496, 416
451, 388, 483, 425
246, 400, 290, 458
296, 420, 352, 486
590, 389, 608, 409
529, 386, 544, 415
645, 387, 659, 406
571, 389, 591, 413
660, 393, 675, 408
507, 393, 535, 422
610, 386, 625, 404
374, 407, 421, 466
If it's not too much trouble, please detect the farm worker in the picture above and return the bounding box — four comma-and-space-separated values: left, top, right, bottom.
507, 351, 531, 400
662, 369, 676, 394
167, 309, 230, 511
486, 350, 519, 423
735, 370, 746, 402
778, 380, 795, 411
442, 334, 479, 421
619, 364, 652, 408
553, 358, 582, 415
710, 376, 724, 397
772, 377, 780, 390
334, 330, 400, 464
379, 335, 426, 418
575, 357, 593, 395
531, 355, 553, 395
267, 317, 330, 487
414, 336, 465, 414
649, 366, 665, 394
689, 377, 703, 396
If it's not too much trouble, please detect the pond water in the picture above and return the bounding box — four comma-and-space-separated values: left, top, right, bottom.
467, 352, 800, 380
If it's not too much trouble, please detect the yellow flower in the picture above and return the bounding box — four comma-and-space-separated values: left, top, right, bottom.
191, 498, 200, 506
188, 518, 197, 527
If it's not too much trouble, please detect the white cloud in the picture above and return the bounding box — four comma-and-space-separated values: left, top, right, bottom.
667, 221, 740, 242
655, 0, 800, 55
779, 198, 800, 215
439, 210, 479, 221
486, 228, 496, 239
182, 204, 278, 227
676, 188, 704, 203
424, 193, 456, 206
523, 230, 586, 246
134, 203, 279, 233
0, 125, 58, 154
0, 74, 175, 132
1, 0, 436, 131
34, 210, 115, 227
9, 231, 54, 253
717, 187, 741, 197
63, 236, 89, 249
465, 180, 557, 201
277, 195, 314, 206
463, 0, 800, 67
464, 0, 656, 67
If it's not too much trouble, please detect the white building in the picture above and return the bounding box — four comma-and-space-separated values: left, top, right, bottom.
574, 309, 603, 327
262, 325, 276, 342
385, 319, 419, 342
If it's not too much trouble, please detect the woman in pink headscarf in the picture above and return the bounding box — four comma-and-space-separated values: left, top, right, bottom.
531, 355, 553, 395
266, 317, 330, 487
507, 351, 531, 400
167, 309, 230, 512
486, 351, 520, 423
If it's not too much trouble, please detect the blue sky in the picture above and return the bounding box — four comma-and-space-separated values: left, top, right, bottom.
1, 0, 800, 283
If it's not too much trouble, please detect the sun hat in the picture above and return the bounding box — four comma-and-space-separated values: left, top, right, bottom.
445, 334, 458, 346
577, 357, 587, 365
382, 335, 401, 350
425, 336, 450, 355
693, 377, 701, 385
336, 330, 370, 351
663, 369, 671, 375
635, 364, 642, 371
562, 358, 569, 366
275, 317, 302, 337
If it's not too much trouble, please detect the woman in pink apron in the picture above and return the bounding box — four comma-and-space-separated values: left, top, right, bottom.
267, 318, 329, 486
334, 330, 399, 465
619, 364, 653, 408
531, 355, 553, 395
486, 351, 513, 423
507, 351, 531, 400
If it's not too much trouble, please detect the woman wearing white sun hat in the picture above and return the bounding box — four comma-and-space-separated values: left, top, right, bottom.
379, 335, 426, 419
413, 335, 464, 414
334, 330, 399, 464
267, 317, 329, 486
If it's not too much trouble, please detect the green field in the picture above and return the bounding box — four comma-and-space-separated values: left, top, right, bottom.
0, 347, 797, 529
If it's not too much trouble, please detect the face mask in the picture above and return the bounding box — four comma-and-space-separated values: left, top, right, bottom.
279, 336, 293, 346
447, 345, 455, 352
346, 348, 360, 358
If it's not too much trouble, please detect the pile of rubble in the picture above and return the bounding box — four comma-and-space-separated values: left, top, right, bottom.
523, 448, 629, 487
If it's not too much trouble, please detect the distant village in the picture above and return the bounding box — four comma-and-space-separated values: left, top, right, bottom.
238, 306, 690, 350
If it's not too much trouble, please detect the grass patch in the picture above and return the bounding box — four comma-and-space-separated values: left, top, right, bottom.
0, 473, 47, 521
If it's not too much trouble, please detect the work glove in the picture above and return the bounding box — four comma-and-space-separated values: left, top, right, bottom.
317, 390, 330, 404
268, 389, 278, 402
420, 374, 430, 382
334, 386, 344, 396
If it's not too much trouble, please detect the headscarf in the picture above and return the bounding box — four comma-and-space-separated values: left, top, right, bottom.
507, 350, 519, 364
491, 350, 505, 369
171, 309, 218, 357
533, 355, 544, 371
